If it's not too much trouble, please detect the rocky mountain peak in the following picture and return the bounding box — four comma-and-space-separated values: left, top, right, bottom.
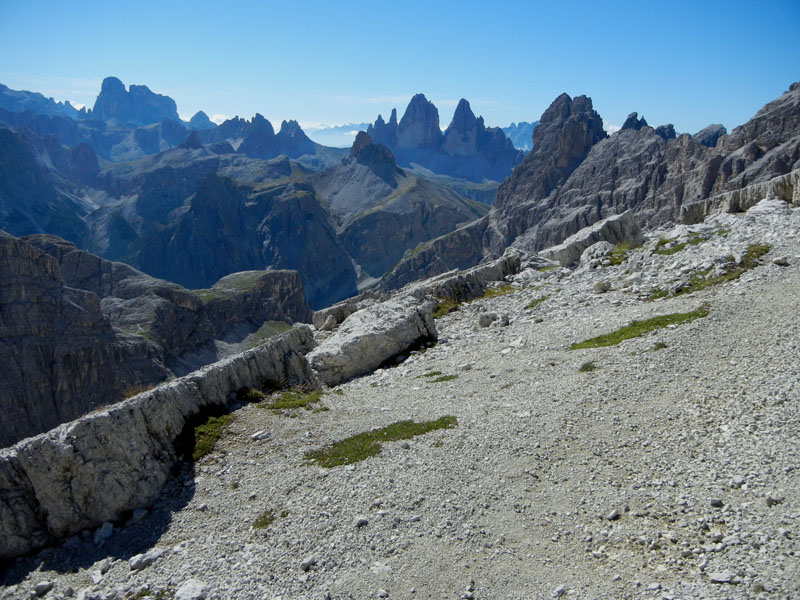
188, 110, 215, 130
179, 130, 204, 150
655, 124, 677, 140
91, 76, 179, 125
621, 112, 649, 131
442, 98, 478, 156
396, 93, 442, 150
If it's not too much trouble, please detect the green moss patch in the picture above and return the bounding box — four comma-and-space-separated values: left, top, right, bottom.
426, 374, 458, 383
525, 295, 550, 309
252, 509, 275, 529
579, 361, 597, 372
192, 414, 234, 460
609, 243, 634, 266
570, 305, 710, 350
305, 416, 458, 468
262, 388, 324, 412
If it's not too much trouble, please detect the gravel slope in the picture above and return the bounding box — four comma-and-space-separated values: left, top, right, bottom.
2, 200, 799, 600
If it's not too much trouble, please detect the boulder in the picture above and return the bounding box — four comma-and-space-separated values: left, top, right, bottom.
308, 296, 437, 386
540, 211, 644, 267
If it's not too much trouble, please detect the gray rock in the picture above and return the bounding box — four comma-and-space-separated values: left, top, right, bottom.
478, 313, 498, 328
594, 280, 612, 293
129, 548, 166, 571
354, 516, 369, 528
540, 211, 645, 267
320, 315, 337, 331
708, 571, 734, 584
300, 556, 317, 571
34, 581, 54, 597
93, 522, 113, 545
308, 296, 437, 386
175, 579, 207, 600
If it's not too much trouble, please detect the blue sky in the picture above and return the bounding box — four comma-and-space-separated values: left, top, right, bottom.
1, 0, 798, 135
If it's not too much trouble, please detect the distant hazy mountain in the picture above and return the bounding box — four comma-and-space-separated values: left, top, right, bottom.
502, 121, 538, 151
305, 123, 370, 147
0, 83, 85, 119
366, 95, 523, 182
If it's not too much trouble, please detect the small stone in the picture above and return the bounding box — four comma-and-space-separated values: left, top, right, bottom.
552, 586, 566, 598
300, 556, 317, 572
377, 589, 389, 598
130, 508, 148, 524
765, 495, 783, 507
772, 256, 789, 266
129, 548, 165, 570
647, 582, 660, 590
594, 280, 611, 293
710, 498, 723, 508
34, 582, 54, 597
354, 516, 369, 528
91, 570, 103, 584
175, 579, 208, 600
708, 571, 733, 584
458, 363, 473, 371
478, 313, 498, 328
730, 475, 745, 488
400, 441, 410, 449
93, 521, 113, 545
607, 509, 621, 521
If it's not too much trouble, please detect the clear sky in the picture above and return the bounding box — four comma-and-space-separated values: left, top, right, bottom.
1, 0, 798, 134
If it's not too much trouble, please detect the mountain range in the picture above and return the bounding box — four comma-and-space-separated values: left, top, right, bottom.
1, 76, 798, 447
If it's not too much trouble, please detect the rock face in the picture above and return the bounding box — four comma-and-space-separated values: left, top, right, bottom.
395, 94, 443, 150
0, 325, 318, 559
0, 230, 313, 447
308, 296, 437, 386
367, 95, 523, 182
490, 93, 608, 253
0, 231, 167, 448
136, 172, 357, 309
312, 133, 488, 280
91, 76, 180, 125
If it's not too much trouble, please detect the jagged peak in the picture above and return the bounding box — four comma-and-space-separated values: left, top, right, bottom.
621, 112, 648, 131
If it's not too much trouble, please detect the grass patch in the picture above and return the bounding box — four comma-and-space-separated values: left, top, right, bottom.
579, 361, 597, 372
433, 298, 461, 318
262, 388, 324, 412
570, 305, 710, 350
652, 341, 668, 351
192, 414, 234, 460
525, 295, 550, 309
245, 321, 292, 348
479, 284, 515, 300
653, 233, 706, 256
426, 374, 458, 383
647, 243, 771, 300
253, 509, 275, 529
237, 387, 266, 403
305, 416, 458, 468
609, 242, 634, 266
420, 370, 443, 378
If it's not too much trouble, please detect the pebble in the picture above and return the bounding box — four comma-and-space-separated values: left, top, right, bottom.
34, 582, 54, 597
354, 516, 369, 528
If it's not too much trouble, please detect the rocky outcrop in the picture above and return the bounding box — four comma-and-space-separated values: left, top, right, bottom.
693, 124, 726, 147
400, 248, 524, 303
0, 231, 167, 448
237, 113, 277, 159
367, 108, 398, 147
0, 83, 83, 119
486, 93, 608, 256
680, 168, 800, 223
308, 296, 437, 386
539, 211, 645, 267
0, 325, 317, 559
91, 77, 180, 125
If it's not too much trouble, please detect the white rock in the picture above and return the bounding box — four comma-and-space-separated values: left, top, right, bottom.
175, 579, 208, 600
